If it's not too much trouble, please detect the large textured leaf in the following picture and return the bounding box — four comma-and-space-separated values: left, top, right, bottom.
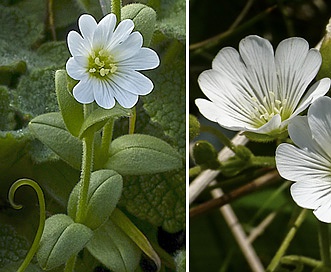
143, 42, 185, 157
120, 169, 185, 233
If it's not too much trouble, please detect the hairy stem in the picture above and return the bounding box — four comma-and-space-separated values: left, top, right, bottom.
111, 0, 122, 23
318, 221, 331, 268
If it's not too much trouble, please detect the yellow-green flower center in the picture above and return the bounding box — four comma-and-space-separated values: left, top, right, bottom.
248, 91, 291, 127
88, 49, 117, 79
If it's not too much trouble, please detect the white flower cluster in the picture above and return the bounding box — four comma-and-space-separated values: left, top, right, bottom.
196, 35, 331, 223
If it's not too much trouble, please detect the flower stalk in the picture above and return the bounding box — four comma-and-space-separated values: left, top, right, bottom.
111, 0, 122, 23
318, 221, 331, 268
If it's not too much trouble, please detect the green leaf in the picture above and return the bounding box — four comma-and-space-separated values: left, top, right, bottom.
0, 5, 43, 48
79, 106, 132, 139
86, 218, 141, 272
105, 134, 182, 175
0, 224, 28, 269
37, 214, 93, 271
15, 69, 59, 117
29, 112, 82, 170
55, 70, 84, 137
175, 250, 186, 272
120, 169, 185, 232
143, 42, 185, 157
0, 86, 16, 131
111, 208, 161, 270
67, 169, 123, 230
121, 3, 157, 46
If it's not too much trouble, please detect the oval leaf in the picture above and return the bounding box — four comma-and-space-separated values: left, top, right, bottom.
86, 218, 141, 272
29, 112, 82, 169
67, 169, 123, 230
37, 214, 93, 271
105, 134, 182, 175
55, 70, 84, 137
79, 106, 132, 139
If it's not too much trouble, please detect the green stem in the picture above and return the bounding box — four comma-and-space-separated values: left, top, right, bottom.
281, 255, 322, 268
250, 156, 276, 168
101, 118, 114, 160
266, 208, 307, 272
189, 165, 202, 178
8, 179, 46, 272
318, 221, 331, 267
200, 125, 237, 153
64, 255, 77, 272
75, 133, 94, 223
129, 107, 136, 134
111, 0, 122, 23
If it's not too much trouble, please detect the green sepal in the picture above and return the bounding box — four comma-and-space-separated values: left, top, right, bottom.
121, 3, 157, 46
104, 134, 182, 175
243, 130, 288, 143
192, 140, 220, 170
86, 218, 141, 272
79, 106, 131, 139
111, 208, 161, 270
37, 214, 93, 271
29, 112, 82, 169
67, 169, 123, 230
55, 70, 84, 137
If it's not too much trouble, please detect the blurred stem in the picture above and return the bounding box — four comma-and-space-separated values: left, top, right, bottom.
111, 0, 122, 23
318, 221, 331, 268
99, 0, 111, 15
129, 107, 136, 134
281, 255, 322, 268
48, 0, 56, 40
250, 156, 276, 168
190, 5, 276, 52
200, 125, 237, 153
8, 179, 46, 272
266, 209, 307, 272
229, 0, 255, 30
64, 255, 77, 272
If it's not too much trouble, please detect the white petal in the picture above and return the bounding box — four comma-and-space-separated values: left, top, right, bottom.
107, 82, 139, 108
308, 96, 331, 156
93, 13, 116, 48
251, 114, 282, 134
290, 181, 331, 223
195, 99, 252, 131
120, 48, 160, 70
111, 32, 143, 61
67, 31, 91, 57
78, 14, 97, 44
106, 19, 134, 50
313, 200, 331, 223
292, 78, 330, 117
239, 35, 277, 101
66, 57, 87, 80
73, 80, 95, 104
275, 38, 322, 108
212, 47, 253, 98
93, 80, 116, 109
276, 143, 331, 183
198, 70, 261, 128
111, 70, 153, 95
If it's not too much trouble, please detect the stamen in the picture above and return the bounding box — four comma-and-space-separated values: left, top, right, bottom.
88, 49, 117, 78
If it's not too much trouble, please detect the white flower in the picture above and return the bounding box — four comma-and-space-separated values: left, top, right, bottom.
195, 35, 330, 137
66, 13, 160, 109
276, 96, 331, 223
